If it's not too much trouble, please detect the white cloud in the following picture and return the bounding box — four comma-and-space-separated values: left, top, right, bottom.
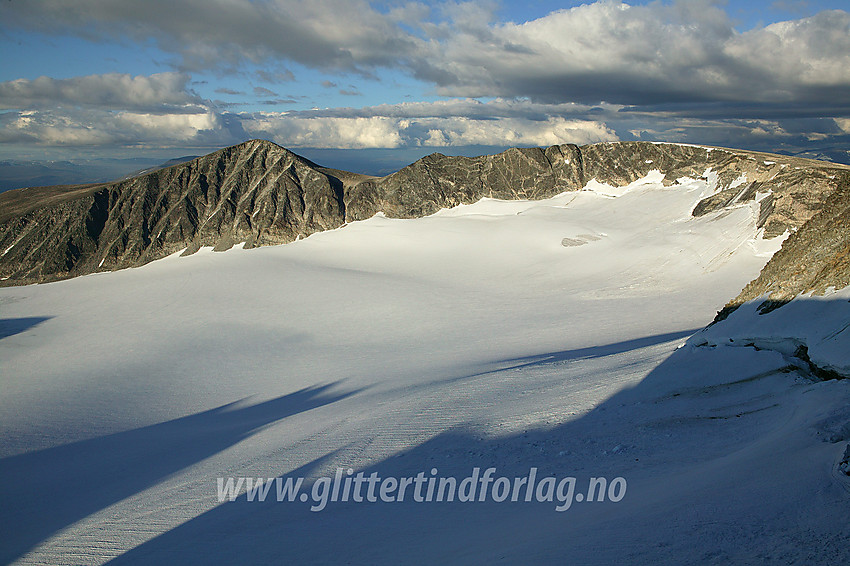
0, 62, 846, 162
0, 111, 117, 146
414, 1, 850, 108
0, 108, 224, 146
243, 114, 405, 148
415, 117, 615, 147
723, 11, 850, 98
2, 0, 420, 73
4, 1, 849, 114
240, 104, 617, 149
326, 98, 606, 120
115, 111, 222, 140
5, 0, 850, 114
0, 73, 201, 111
835, 118, 850, 133
0, 92, 617, 150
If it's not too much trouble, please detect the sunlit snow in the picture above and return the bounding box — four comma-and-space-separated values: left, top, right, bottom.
1, 174, 847, 564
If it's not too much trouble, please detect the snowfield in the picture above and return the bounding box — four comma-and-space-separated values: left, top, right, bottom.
1, 174, 848, 564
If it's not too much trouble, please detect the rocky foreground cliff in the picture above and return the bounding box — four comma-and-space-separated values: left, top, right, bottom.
1, 139, 849, 319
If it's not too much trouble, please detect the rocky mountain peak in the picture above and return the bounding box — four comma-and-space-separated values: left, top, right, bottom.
1, 140, 848, 320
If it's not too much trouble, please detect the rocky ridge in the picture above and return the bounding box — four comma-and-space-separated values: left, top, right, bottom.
1, 140, 849, 322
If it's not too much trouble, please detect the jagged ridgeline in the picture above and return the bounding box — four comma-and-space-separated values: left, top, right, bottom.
1, 139, 849, 315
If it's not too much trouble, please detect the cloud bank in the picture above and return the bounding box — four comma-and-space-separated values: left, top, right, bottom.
1, 0, 849, 161
6, 0, 849, 109
0, 73, 202, 112
0, 89, 617, 150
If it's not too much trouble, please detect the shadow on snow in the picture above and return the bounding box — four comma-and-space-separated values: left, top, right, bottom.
0, 316, 52, 339
0, 383, 360, 565
105, 312, 850, 565
5, 298, 850, 564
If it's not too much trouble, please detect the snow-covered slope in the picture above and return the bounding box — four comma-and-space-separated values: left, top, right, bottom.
694, 287, 850, 377
1, 173, 848, 564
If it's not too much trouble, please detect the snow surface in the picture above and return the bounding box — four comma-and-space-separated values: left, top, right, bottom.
1, 175, 848, 564
694, 286, 850, 376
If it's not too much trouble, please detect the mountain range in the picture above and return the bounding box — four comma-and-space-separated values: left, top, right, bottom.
2, 139, 849, 564
1, 139, 848, 323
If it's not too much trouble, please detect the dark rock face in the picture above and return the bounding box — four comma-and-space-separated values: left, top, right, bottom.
1, 139, 848, 303
345, 145, 584, 220
716, 179, 850, 319
0, 140, 351, 284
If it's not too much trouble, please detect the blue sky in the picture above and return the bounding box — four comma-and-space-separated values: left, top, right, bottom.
1, 0, 849, 179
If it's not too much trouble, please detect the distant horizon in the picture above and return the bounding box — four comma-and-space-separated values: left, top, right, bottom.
2, 135, 849, 194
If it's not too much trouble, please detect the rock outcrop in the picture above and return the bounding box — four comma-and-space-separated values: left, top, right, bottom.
1, 139, 849, 309
0, 140, 353, 284
716, 178, 850, 318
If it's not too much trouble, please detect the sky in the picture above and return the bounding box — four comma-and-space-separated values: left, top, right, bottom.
1, 0, 849, 181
